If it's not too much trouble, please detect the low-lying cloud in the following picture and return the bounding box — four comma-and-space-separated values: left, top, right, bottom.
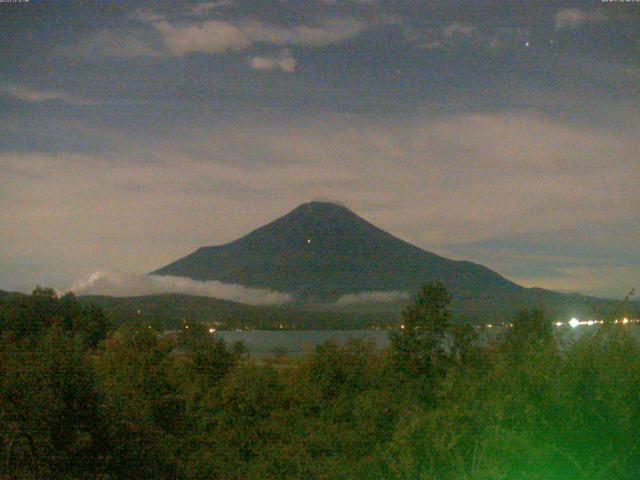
334, 291, 410, 306
65, 270, 292, 306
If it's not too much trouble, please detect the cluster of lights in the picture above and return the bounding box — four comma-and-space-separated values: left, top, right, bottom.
471, 318, 640, 329
558, 317, 638, 328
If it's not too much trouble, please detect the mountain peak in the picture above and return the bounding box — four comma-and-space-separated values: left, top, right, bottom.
153, 202, 520, 303
291, 201, 354, 217
299, 200, 348, 208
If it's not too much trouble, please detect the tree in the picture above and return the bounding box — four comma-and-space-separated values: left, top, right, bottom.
0, 290, 108, 347
508, 307, 554, 354
178, 324, 237, 390
92, 326, 180, 478
231, 340, 249, 358
390, 282, 452, 378
0, 329, 105, 478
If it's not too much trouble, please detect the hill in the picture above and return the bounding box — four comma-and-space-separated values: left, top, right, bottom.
0, 290, 25, 301
78, 293, 399, 330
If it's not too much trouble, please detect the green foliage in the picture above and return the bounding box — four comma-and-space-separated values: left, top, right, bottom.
1, 286, 639, 479
179, 324, 238, 389
509, 307, 554, 347
0, 289, 108, 347
0, 328, 105, 478
390, 282, 452, 378
376, 325, 640, 480
91, 326, 180, 477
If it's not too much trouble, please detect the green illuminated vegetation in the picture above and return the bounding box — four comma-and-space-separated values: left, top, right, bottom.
1, 286, 639, 479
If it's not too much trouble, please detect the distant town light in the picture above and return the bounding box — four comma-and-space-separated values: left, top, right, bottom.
208, 328, 215, 333
623, 318, 629, 325
307, 238, 311, 244
569, 318, 580, 328
555, 322, 563, 327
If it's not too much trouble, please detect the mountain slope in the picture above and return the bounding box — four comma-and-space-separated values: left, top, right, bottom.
153, 201, 522, 301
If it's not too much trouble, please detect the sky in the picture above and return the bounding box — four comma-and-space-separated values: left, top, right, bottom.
1, 0, 639, 299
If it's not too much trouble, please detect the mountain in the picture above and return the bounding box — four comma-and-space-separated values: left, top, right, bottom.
153, 201, 627, 321
154, 202, 518, 298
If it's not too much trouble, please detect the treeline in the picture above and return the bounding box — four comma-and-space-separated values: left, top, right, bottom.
1, 285, 639, 479
80, 293, 402, 331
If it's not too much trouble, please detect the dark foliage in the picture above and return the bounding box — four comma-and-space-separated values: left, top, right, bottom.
1, 287, 639, 479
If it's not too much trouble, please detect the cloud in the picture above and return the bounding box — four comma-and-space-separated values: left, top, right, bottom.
1, 85, 86, 104
512, 264, 639, 300
65, 270, 292, 305
70, 29, 163, 59
442, 22, 475, 39
319, 0, 375, 4
408, 23, 528, 52
445, 224, 640, 298
150, 16, 367, 55
248, 49, 296, 72
190, 1, 233, 16
555, 8, 605, 29
1, 109, 638, 297
334, 291, 410, 306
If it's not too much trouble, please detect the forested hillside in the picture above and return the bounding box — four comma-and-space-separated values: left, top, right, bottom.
1, 287, 639, 479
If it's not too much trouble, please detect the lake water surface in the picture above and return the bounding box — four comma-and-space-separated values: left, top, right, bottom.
217, 325, 640, 357
216, 330, 390, 357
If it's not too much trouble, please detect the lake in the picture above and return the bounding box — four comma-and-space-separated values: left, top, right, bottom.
216, 329, 390, 357
216, 324, 640, 357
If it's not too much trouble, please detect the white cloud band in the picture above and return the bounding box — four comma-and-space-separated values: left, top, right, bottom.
334, 291, 410, 306
65, 270, 292, 306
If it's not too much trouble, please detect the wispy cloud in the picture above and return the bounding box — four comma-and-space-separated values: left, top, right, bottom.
71, 29, 163, 59
74, 9, 397, 59
407, 23, 529, 51
334, 291, 410, 306
1, 84, 89, 104
66, 270, 292, 305
1, 108, 638, 297
248, 49, 296, 72
190, 1, 233, 16
442, 22, 475, 39
554, 8, 606, 29
150, 16, 367, 56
